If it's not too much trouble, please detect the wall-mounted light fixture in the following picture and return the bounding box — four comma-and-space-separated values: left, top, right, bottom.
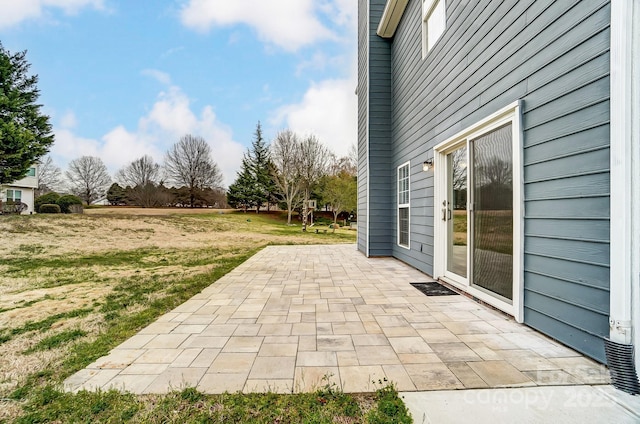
422, 158, 434, 172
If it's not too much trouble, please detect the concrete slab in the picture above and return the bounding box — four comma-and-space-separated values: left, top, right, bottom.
401, 385, 640, 424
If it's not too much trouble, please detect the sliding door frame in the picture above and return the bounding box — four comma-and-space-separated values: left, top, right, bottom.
433, 101, 524, 322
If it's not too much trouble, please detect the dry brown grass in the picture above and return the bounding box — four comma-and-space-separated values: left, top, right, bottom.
0, 208, 355, 403
84, 207, 233, 216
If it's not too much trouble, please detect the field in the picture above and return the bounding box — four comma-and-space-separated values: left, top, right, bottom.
0, 209, 409, 423
453, 210, 512, 254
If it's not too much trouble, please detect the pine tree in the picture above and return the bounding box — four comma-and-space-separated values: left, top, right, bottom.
227, 122, 277, 213
227, 156, 258, 212
1, 44, 54, 184
248, 121, 275, 213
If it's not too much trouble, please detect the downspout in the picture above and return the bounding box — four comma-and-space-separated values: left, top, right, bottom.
607, 0, 640, 394
609, 0, 633, 346
630, 0, 640, 378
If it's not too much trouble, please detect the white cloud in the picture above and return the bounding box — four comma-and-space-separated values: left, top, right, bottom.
318, 0, 357, 30
59, 110, 78, 129
0, 0, 105, 29
51, 83, 244, 188
141, 69, 172, 85
272, 77, 357, 158
295, 52, 331, 77
269, 0, 357, 157
51, 128, 101, 159
179, 0, 335, 52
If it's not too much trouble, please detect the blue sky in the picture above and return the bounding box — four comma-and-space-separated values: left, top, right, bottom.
0, 0, 357, 186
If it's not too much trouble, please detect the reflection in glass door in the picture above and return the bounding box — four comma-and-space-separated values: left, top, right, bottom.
470, 124, 513, 300
446, 146, 467, 279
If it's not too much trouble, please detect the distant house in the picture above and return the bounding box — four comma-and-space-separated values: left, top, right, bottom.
1, 165, 38, 214
358, 0, 639, 375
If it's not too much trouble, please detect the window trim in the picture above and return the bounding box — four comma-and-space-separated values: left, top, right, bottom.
397, 161, 411, 249
422, 0, 446, 58
7, 189, 22, 202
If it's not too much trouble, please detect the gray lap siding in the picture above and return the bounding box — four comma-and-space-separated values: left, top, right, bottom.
378, 0, 610, 362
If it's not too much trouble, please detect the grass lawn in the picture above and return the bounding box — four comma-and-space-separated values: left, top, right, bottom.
453, 210, 512, 255
0, 209, 411, 423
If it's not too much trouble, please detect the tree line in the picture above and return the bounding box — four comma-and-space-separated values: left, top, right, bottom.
38, 134, 225, 208
227, 123, 357, 229
37, 122, 357, 227
1, 43, 356, 221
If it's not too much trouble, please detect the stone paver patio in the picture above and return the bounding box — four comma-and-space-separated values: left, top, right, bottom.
64, 245, 609, 394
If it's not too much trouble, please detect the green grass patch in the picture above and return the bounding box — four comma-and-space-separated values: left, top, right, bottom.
0, 308, 93, 345
0, 247, 162, 274
14, 384, 410, 424
366, 381, 412, 424
0, 294, 54, 313
23, 329, 88, 354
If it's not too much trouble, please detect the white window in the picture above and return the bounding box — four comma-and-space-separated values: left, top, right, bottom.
7, 189, 22, 202
398, 162, 410, 249
27, 167, 36, 177
422, 0, 446, 58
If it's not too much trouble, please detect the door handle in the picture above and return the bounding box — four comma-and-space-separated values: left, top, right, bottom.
442, 208, 447, 221
448, 209, 452, 221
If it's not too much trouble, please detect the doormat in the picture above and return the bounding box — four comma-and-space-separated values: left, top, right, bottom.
411, 282, 459, 296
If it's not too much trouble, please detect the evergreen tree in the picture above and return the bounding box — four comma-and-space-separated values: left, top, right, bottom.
227, 156, 257, 212
226, 122, 276, 213
248, 122, 276, 212
106, 183, 127, 205
0, 44, 55, 184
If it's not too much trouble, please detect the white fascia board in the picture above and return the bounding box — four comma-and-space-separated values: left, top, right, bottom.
377, 0, 409, 38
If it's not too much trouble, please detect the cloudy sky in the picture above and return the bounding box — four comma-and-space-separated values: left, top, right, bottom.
0, 0, 357, 186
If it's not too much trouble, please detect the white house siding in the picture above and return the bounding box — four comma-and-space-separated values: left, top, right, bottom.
2, 167, 38, 214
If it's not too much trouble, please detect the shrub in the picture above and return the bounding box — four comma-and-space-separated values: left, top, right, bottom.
57, 194, 83, 213
35, 192, 60, 213
1, 201, 27, 215
39, 204, 61, 214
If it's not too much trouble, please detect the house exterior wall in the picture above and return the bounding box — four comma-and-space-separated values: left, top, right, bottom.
361, 0, 611, 362
1, 166, 38, 214
357, 0, 369, 254
358, 0, 395, 257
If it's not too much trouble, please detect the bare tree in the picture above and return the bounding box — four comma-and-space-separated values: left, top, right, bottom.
299, 134, 331, 231
36, 155, 63, 196
116, 155, 161, 187
452, 147, 467, 192
348, 143, 357, 172
328, 152, 357, 177
270, 129, 303, 225
164, 134, 223, 208
115, 155, 164, 207
477, 157, 512, 187
65, 156, 112, 204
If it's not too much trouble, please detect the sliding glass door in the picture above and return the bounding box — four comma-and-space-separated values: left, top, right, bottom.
470, 124, 513, 300
435, 103, 521, 318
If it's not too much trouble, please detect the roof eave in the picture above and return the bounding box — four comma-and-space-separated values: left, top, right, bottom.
376, 0, 410, 38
